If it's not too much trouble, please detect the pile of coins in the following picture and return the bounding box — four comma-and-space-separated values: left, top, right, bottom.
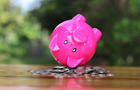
29, 66, 114, 78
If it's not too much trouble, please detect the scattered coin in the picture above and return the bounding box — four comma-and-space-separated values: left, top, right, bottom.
29, 66, 114, 78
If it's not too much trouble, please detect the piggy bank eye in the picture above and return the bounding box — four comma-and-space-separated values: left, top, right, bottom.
72, 48, 77, 52
64, 40, 68, 44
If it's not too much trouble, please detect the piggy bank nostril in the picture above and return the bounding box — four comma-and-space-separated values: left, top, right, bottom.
64, 40, 68, 44
72, 48, 77, 52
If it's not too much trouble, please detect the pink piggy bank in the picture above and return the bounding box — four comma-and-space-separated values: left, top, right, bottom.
49, 14, 102, 68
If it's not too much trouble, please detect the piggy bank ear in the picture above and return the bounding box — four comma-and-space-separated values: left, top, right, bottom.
73, 29, 88, 43
72, 14, 86, 22
49, 34, 60, 52
92, 28, 102, 42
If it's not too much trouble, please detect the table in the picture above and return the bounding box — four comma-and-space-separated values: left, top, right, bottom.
0, 64, 139, 90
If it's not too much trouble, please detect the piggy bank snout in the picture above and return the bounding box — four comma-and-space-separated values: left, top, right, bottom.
67, 57, 84, 68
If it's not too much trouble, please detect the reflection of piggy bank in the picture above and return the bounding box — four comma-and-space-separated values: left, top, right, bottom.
51, 78, 93, 89
49, 14, 102, 68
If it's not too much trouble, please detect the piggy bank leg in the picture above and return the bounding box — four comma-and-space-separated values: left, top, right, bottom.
49, 34, 60, 51
92, 28, 102, 42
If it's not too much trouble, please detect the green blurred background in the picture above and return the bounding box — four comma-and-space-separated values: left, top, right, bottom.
0, 0, 139, 66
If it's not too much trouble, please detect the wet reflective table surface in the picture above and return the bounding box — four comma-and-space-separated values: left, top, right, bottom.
0, 64, 140, 90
